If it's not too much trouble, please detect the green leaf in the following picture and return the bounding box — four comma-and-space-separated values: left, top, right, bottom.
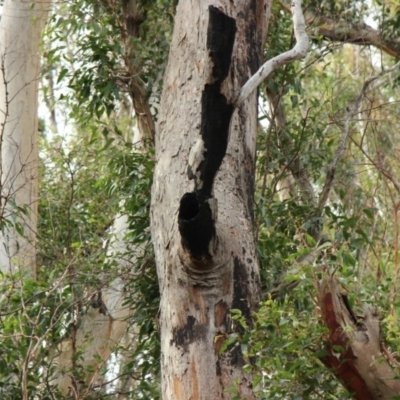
57, 67, 69, 83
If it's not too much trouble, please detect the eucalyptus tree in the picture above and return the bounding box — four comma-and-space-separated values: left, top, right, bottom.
148, 0, 400, 397
149, 0, 310, 396
0, 0, 49, 274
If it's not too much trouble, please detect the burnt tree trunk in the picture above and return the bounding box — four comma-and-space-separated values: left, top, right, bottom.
150, 1, 270, 398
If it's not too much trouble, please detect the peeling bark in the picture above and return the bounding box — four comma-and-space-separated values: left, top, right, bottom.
318, 277, 400, 399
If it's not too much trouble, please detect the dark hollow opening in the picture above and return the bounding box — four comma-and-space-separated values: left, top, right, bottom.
179, 192, 200, 221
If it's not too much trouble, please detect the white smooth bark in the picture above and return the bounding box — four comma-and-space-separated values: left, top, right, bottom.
236, 0, 308, 106
0, 0, 50, 274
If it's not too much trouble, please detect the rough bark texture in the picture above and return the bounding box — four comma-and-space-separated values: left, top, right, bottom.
151, 1, 270, 398
0, 0, 50, 274
318, 277, 400, 399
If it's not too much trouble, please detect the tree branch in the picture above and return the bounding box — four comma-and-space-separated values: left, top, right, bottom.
102, 0, 155, 144
266, 87, 316, 205
236, 0, 309, 106
318, 276, 400, 398
278, 0, 400, 58
311, 17, 400, 58
318, 61, 400, 210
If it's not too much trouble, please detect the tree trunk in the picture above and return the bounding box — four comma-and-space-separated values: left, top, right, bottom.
54, 213, 133, 395
151, 1, 270, 398
0, 0, 50, 275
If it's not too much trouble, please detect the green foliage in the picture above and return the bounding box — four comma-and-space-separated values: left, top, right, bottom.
0, 125, 161, 397
0, 272, 64, 399
28, 0, 170, 395
44, 0, 176, 125
251, 0, 400, 397
237, 285, 351, 399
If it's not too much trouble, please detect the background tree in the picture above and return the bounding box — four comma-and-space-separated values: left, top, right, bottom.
0, 0, 49, 274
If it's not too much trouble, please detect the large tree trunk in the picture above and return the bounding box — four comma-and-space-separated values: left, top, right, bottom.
151, 1, 270, 398
0, 0, 50, 275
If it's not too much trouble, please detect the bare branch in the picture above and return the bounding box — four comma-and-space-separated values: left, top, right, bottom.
266, 87, 316, 205
236, 0, 309, 107
318, 61, 400, 210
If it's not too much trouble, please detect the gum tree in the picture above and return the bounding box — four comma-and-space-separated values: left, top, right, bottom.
150, 0, 307, 397
0, 0, 49, 274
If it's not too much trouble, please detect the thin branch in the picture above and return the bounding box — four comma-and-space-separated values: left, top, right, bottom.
236, 0, 309, 107
266, 87, 316, 205
0, 57, 8, 211
317, 61, 400, 210
351, 136, 400, 196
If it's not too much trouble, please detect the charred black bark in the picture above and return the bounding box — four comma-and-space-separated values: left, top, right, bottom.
171, 315, 207, 350
197, 6, 236, 197
232, 257, 252, 330
178, 6, 236, 261
207, 6, 237, 81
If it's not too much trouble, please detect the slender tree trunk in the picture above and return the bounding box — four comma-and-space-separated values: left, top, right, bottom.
54, 213, 133, 395
151, 1, 270, 398
0, 0, 50, 275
